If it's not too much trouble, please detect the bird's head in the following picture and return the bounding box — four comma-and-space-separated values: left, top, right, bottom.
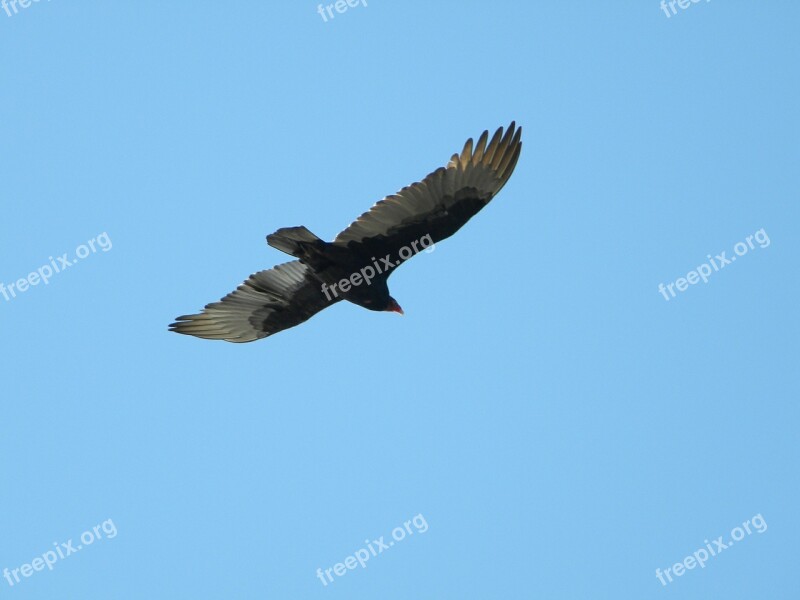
353, 294, 403, 314
385, 297, 404, 315
347, 279, 403, 314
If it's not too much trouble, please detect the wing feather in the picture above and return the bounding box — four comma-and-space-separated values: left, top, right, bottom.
334, 122, 522, 252
170, 261, 336, 343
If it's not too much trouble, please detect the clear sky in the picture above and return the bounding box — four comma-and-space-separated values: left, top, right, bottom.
1, 1, 798, 598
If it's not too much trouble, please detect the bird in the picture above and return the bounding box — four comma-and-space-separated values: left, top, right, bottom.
169, 122, 522, 342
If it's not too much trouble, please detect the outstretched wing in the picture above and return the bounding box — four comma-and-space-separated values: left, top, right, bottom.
169, 261, 337, 343
333, 122, 522, 258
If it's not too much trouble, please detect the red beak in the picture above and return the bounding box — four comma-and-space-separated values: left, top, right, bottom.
387, 299, 404, 315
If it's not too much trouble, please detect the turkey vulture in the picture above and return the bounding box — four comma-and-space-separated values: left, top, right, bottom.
170, 122, 522, 342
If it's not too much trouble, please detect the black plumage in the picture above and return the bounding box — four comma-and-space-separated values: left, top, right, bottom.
170, 122, 522, 342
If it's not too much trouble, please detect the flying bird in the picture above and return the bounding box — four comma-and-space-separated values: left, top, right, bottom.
170, 122, 522, 342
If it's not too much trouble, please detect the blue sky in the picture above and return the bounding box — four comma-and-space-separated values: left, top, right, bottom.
1, 1, 798, 598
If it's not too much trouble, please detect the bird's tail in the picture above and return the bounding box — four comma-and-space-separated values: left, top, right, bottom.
267, 226, 325, 260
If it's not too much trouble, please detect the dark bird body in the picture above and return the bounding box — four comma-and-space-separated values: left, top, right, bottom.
170, 122, 522, 342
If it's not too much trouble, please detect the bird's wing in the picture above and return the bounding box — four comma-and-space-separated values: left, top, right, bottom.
333, 122, 521, 256
169, 261, 338, 343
